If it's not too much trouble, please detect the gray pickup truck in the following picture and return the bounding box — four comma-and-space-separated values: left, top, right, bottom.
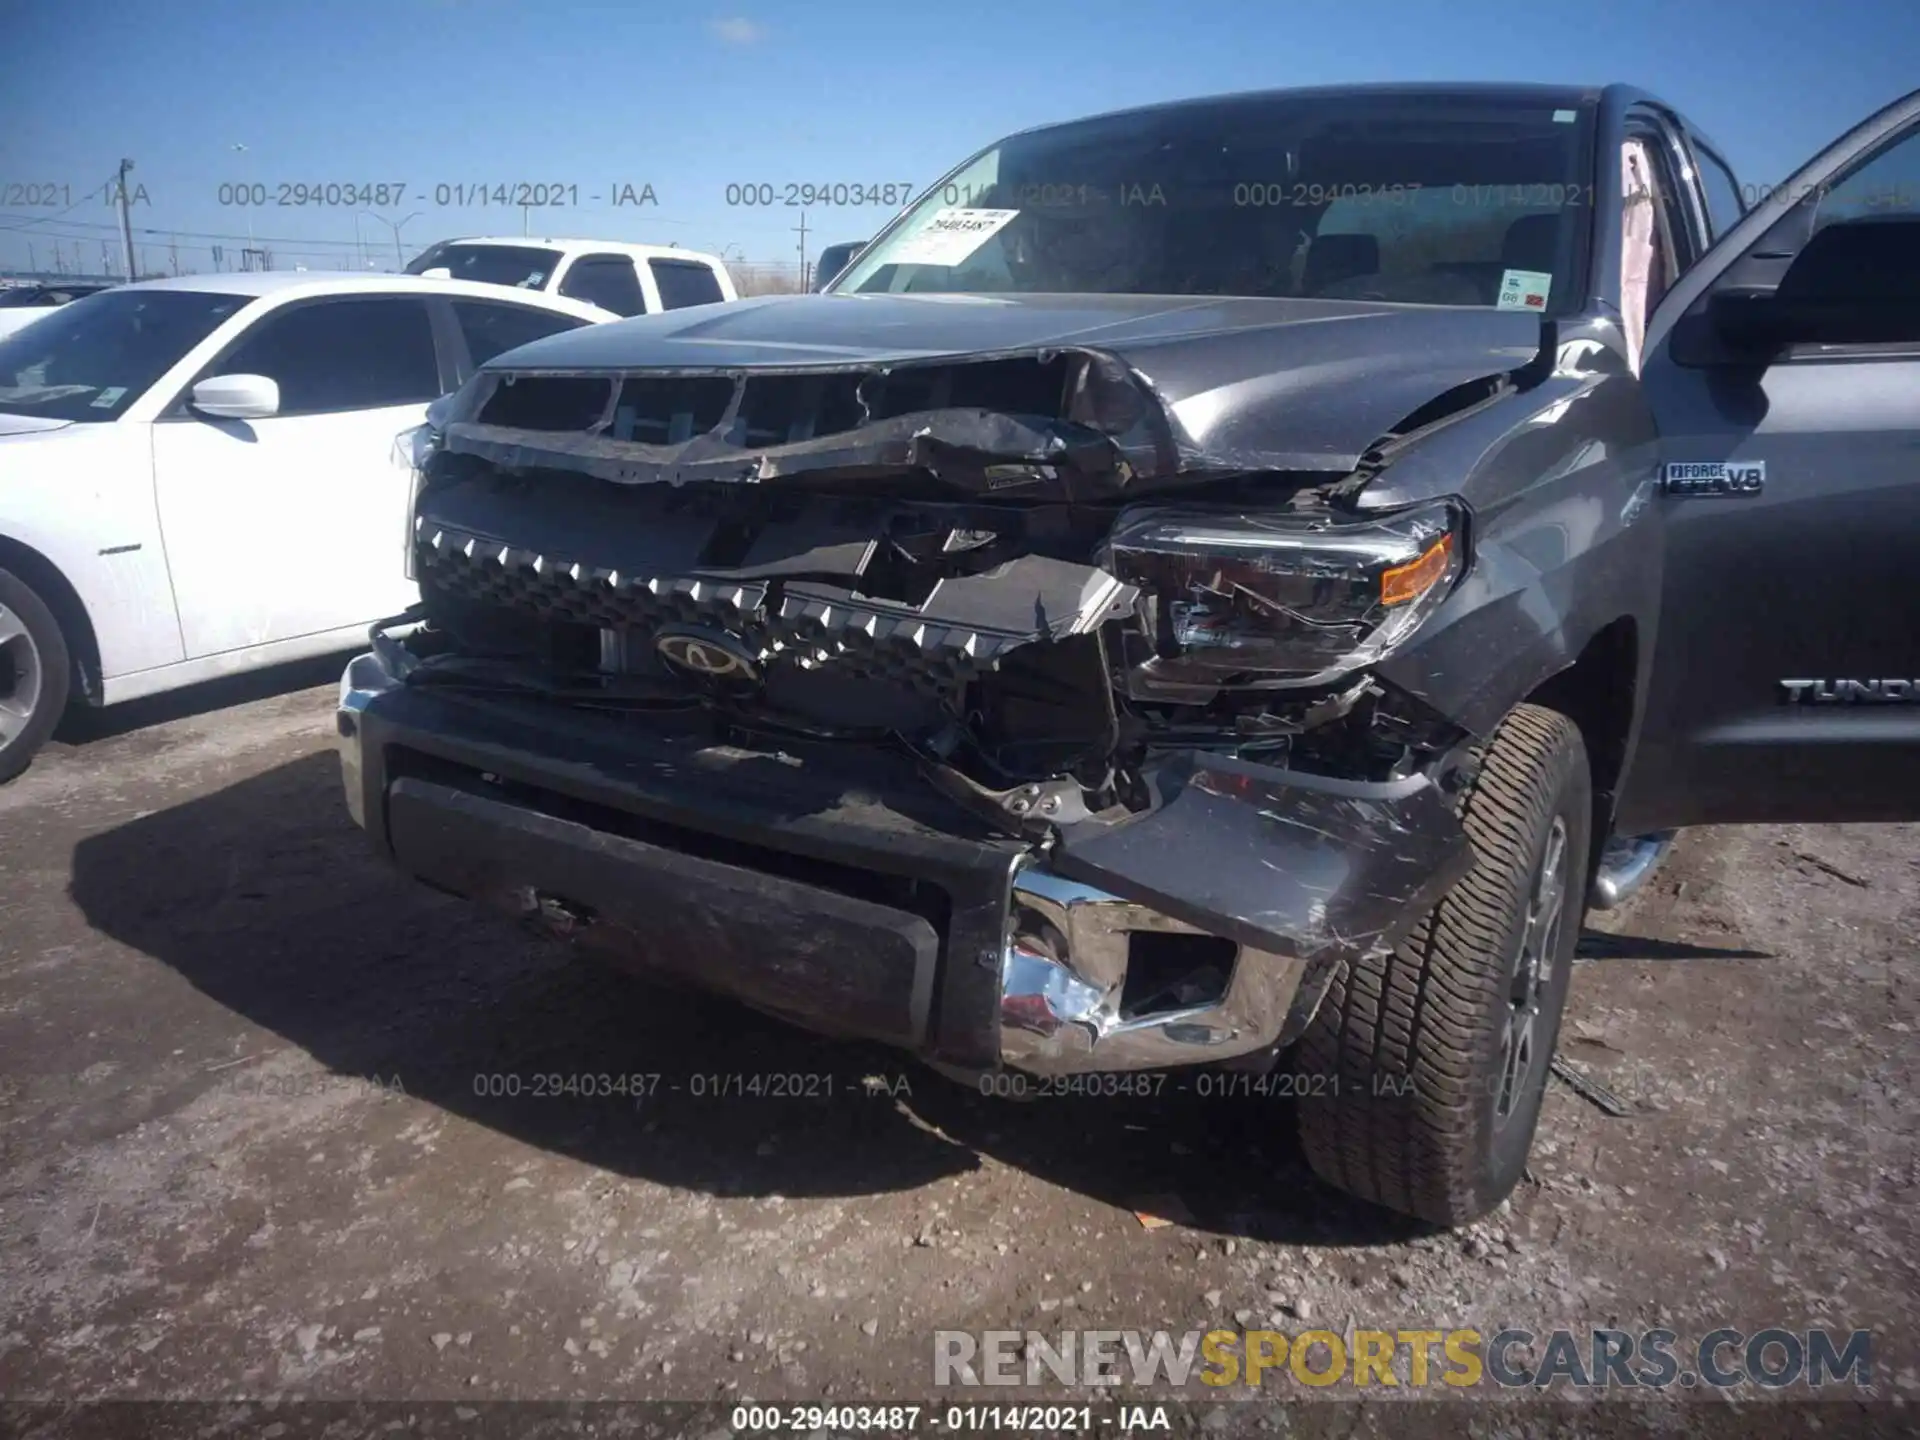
338, 82, 1920, 1226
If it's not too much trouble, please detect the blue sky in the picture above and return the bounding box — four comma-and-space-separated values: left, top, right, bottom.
1, 0, 1914, 278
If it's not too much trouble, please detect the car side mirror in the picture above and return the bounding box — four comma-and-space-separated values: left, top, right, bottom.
1711, 215, 1920, 348
191, 373, 280, 420
812, 242, 866, 292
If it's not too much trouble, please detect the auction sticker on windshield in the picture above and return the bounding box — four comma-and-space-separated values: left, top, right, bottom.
886, 207, 1020, 266
1496, 267, 1553, 311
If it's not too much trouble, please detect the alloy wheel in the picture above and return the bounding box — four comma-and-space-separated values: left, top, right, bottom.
0, 602, 43, 748
1495, 814, 1568, 1125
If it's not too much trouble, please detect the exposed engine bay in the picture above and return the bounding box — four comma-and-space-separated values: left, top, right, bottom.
402, 347, 1480, 839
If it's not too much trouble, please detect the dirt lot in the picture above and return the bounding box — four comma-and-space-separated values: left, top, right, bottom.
1, 665, 1915, 1436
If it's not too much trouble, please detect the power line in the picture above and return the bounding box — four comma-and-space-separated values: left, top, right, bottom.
0, 211, 710, 250
0, 212, 378, 248
2, 205, 794, 279
0, 176, 120, 234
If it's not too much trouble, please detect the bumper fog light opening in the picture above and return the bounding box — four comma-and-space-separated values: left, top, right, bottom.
997, 864, 1305, 1075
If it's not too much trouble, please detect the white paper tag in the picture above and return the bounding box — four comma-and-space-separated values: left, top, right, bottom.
92, 386, 128, 408
885, 208, 1019, 267
1496, 268, 1553, 312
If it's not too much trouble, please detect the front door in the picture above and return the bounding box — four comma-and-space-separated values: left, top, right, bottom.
150, 295, 442, 659
1616, 88, 1920, 831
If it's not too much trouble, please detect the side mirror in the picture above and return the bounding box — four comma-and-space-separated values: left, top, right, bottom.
812, 241, 866, 292
191, 373, 280, 420
419, 266, 453, 281
1711, 215, 1920, 348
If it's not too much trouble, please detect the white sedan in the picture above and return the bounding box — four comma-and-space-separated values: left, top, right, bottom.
0, 272, 616, 779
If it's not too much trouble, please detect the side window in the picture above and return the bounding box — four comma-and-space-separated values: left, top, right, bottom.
1652, 144, 1699, 273
1626, 132, 1700, 277
557, 256, 647, 317
1693, 146, 1746, 240
1621, 138, 1686, 372
1807, 121, 1920, 230
212, 297, 439, 415
650, 258, 726, 310
451, 299, 590, 367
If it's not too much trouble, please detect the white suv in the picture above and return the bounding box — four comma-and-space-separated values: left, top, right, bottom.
404, 238, 737, 317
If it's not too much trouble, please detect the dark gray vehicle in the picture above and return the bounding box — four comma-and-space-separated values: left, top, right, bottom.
338, 83, 1920, 1225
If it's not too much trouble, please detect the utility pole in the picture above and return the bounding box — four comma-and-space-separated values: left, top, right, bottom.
793, 210, 810, 291
362, 210, 420, 271
115, 159, 138, 280
232, 144, 254, 251
26, 242, 35, 275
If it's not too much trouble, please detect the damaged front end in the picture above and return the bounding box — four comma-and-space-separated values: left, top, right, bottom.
349, 343, 1483, 1075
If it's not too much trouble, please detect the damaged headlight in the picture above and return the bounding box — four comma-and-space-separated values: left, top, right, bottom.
393, 397, 453, 582
1100, 500, 1465, 695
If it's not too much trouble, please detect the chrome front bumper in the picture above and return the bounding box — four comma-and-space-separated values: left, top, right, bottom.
336, 639, 1346, 1079
335, 646, 406, 832
997, 865, 1311, 1075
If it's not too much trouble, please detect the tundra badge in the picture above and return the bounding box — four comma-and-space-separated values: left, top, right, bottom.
1661, 460, 1765, 497
1780, 679, 1919, 703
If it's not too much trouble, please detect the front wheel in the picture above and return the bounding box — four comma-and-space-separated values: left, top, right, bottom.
1293, 703, 1590, 1227
0, 568, 71, 783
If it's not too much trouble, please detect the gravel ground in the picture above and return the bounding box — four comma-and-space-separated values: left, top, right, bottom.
0, 666, 1914, 1437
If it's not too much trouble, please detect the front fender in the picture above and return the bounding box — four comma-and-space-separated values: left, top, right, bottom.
0, 424, 182, 680
1051, 751, 1474, 965
1359, 349, 1661, 739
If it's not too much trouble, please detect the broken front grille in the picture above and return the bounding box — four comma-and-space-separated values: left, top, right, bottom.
413, 520, 1107, 694
417, 526, 769, 638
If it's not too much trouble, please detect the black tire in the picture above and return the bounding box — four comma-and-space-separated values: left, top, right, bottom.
0, 568, 70, 783
1293, 703, 1590, 1226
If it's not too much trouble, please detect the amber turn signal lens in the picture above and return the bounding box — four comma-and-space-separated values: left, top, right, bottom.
1380, 533, 1454, 607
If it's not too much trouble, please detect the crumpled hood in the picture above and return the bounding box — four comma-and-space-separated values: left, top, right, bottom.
489, 291, 1545, 476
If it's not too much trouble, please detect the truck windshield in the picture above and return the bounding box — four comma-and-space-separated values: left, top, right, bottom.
405, 242, 566, 289
835, 91, 1595, 311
